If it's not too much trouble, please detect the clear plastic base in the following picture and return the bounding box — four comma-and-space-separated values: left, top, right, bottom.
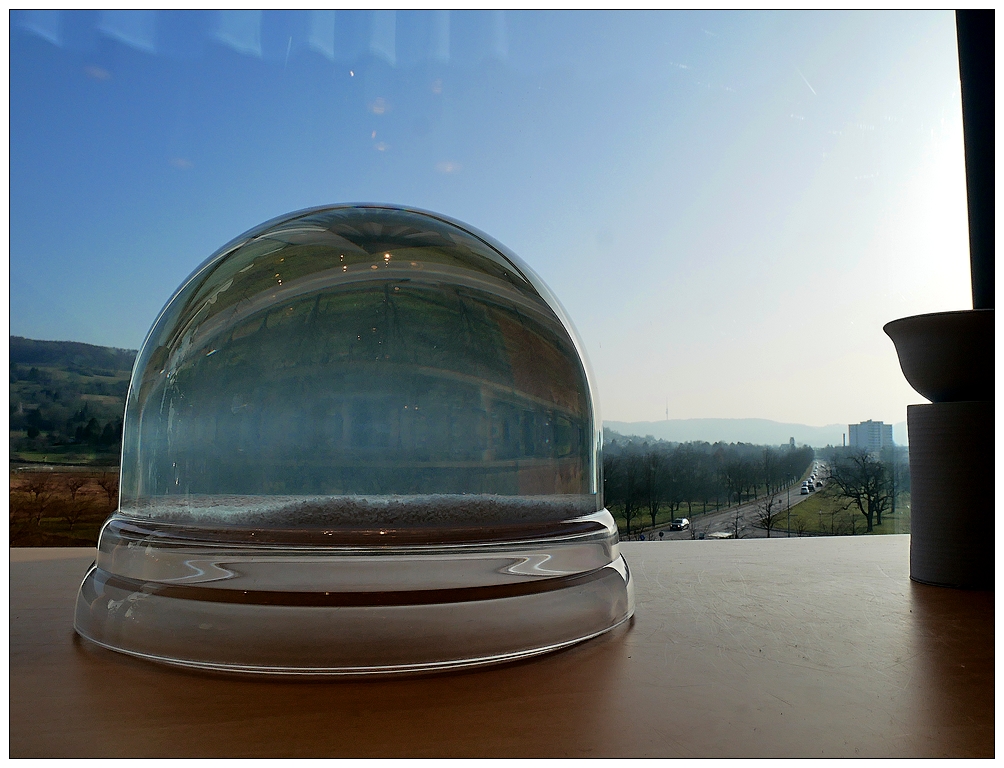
74, 514, 634, 676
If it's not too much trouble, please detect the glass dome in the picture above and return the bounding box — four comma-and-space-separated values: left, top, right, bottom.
74, 205, 633, 675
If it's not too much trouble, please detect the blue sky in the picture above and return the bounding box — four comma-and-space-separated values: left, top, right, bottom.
8, 11, 971, 427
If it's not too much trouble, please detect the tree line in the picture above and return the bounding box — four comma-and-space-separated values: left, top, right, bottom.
11, 391, 125, 453
602, 432, 815, 534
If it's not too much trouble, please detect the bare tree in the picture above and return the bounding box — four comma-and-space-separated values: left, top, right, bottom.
731, 504, 746, 539
827, 451, 891, 533
761, 447, 778, 496
675, 447, 699, 517
62, 474, 89, 501
881, 446, 909, 521
96, 473, 119, 506
694, 460, 714, 515
9, 492, 34, 541
791, 515, 809, 537
754, 493, 784, 538
605, 451, 644, 535
644, 448, 667, 528
844, 508, 859, 536
19, 472, 54, 526
741, 458, 760, 503
62, 499, 90, 532
721, 460, 746, 508
826, 495, 857, 536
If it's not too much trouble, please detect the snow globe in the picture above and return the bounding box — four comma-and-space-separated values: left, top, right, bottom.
74, 204, 633, 675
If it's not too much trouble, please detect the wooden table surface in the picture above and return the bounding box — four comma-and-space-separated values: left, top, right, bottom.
9, 536, 994, 757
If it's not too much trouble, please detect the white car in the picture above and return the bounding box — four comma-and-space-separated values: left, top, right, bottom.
669, 518, 690, 531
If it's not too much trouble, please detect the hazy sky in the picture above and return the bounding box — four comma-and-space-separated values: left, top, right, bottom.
9, 11, 971, 428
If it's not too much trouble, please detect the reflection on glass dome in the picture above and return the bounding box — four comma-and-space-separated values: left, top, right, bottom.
74, 205, 633, 675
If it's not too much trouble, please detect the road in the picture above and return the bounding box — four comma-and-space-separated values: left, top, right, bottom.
623, 462, 829, 541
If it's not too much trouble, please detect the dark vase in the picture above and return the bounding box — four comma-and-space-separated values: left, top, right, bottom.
884, 308, 994, 590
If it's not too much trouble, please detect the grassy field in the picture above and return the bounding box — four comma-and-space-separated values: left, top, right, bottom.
777, 485, 910, 536
10, 444, 121, 466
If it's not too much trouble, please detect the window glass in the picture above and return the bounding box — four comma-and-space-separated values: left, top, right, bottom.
10, 11, 967, 539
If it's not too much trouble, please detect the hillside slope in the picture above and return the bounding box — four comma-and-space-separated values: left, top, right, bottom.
10, 336, 137, 374
10, 337, 137, 465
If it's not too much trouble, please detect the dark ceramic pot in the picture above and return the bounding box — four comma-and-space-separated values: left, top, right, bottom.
885, 307, 994, 589
883, 308, 993, 403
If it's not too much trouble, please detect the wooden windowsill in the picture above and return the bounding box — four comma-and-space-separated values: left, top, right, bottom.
9, 536, 993, 757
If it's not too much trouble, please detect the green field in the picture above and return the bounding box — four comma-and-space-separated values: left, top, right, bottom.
784, 485, 910, 536
9, 443, 121, 466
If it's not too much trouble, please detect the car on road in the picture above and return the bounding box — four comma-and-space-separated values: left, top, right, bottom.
815, 481, 823, 488
800, 486, 810, 495
669, 518, 690, 531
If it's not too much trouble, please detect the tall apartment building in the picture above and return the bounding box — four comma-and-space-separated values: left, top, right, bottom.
848, 420, 894, 452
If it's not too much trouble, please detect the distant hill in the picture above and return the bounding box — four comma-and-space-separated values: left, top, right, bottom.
9, 337, 137, 465
9, 337, 909, 464
10, 336, 137, 375
604, 418, 908, 448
